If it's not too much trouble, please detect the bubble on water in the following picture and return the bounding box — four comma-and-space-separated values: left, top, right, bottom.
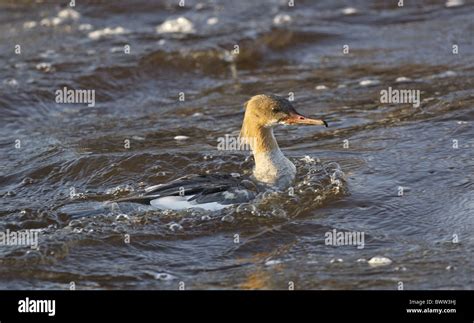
106, 185, 134, 195
298, 186, 318, 195
174, 135, 189, 140
21, 177, 35, 185
261, 190, 278, 200
4, 79, 19, 87
36, 62, 54, 73
445, 0, 464, 7
168, 222, 183, 232
356, 258, 367, 263
324, 162, 341, 173
331, 169, 345, 181
273, 14, 292, 25
301, 155, 317, 164
68, 219, 82, 227
341, 7, 358, 15
265, 259, 282, 266
359, 79, 380, 86
430, 70, 457, 79
236, 203, 257, 214
221, 215, 234, 223
107, 202, 121, 213
115, 214, 129, 221
40, 17, 62, 27
368, 256, 392, 267
395, 76, 412, 83
330, 258, 344, 263
70, 192, 86, 199
309, 196, 321, 206
312, 183, 325, 193
207, 17, 219, 25
154, 272, 177, 280
23, 21, 37, 29
57, 8, 81, 21
201, 215, 211, 221
271, 209, 287, 219
156, 17, 195, 34
79, 23, 93, 31
88, 26, 129, 40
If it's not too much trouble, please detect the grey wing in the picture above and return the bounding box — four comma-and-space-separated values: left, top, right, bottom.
115, 174, 257, 205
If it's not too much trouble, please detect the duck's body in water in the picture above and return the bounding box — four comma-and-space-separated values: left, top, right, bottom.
116, 94, 327, 210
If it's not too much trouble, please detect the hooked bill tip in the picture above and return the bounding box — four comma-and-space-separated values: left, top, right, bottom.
323, 120, 328, 127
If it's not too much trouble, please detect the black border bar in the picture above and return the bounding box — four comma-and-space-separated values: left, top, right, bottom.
0, 290, 472, 321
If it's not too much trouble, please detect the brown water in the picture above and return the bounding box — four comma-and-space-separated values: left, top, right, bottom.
0, 0, 473, 289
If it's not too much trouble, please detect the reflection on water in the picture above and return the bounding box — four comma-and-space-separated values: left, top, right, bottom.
0, 0, 473, 289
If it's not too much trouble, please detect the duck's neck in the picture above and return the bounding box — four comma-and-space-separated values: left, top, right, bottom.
240, 121, 296, 188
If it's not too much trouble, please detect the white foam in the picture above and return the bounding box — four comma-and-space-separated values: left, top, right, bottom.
174, 135, 190, 140
341, 7, 358, 15
265, 259, 282, 266
273, 14, 292, 25
40, 17, 62, 27
445, 0, 464, 7
359, 79, 380, 86
79, 23, 93, 31
156, 17, 195, 34
57, 8, 81, 20
36, 62, 53, 73
207, 17, 218, 25
368, 256, 392, 267
300, 155, 316, 163
315, 84, 328, 90
88, 26, 129, 40
4, 79, 19, 87
23, 21, 37, 29
395, 76, 412, 83
38, 8, 80, 28
434, 70, 457, 78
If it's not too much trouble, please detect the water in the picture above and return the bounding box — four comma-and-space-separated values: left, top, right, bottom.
0, 0, 473, 289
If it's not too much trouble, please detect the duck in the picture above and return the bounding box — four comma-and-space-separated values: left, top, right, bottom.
116, 94, 327, 211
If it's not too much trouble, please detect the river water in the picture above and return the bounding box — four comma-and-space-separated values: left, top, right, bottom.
0, 0, 473, 289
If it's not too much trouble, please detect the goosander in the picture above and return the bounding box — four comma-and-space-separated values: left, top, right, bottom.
117, 94, 327, 210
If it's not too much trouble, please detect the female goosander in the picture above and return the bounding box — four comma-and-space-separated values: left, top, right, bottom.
117, 94, 327, 210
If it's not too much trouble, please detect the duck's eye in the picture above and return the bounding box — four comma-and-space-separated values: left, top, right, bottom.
272, 107, 281, 113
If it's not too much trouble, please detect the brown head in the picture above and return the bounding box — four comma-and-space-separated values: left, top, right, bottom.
240, 94, 328, 153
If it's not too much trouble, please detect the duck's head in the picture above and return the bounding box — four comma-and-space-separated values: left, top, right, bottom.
242, 94, 328, 128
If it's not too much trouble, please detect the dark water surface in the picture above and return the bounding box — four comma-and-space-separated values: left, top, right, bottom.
0, 0, 473, 289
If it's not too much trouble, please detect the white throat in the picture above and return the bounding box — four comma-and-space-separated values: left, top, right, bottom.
251, 129, 296, 188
